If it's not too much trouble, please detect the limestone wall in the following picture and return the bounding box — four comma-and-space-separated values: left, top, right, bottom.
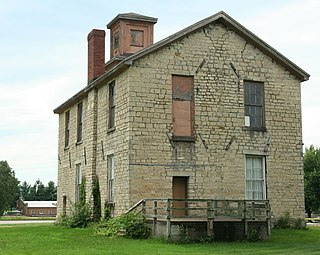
126, 22, 304, 219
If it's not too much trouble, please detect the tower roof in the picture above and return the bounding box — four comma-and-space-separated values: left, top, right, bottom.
107, 12, 158, 28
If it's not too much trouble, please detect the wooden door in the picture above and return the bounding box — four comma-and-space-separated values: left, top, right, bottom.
172, 177, 188, 216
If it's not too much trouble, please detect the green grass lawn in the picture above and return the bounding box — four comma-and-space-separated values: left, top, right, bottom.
0, 224, 319, 255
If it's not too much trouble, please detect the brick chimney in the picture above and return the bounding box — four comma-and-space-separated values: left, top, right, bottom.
87, 29, 106, 82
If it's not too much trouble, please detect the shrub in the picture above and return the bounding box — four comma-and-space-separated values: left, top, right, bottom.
104, 205, 111, 220
246, 229, 260, 242
55, 215, 72, 227
178, 224, 191, 244
274, 212, 306, 230
56, 202, 93, 228
94, 212, 151, 239
69, 202, 93, 228
79, 177, 86, 206
292, 217, 307, 230
274, 211, 291, 229
55, 177, 94, 228
92, 176, 101, 222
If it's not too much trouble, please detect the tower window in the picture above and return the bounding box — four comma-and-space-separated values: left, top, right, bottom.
130, 30, 144, 47
114, 31, 120, 49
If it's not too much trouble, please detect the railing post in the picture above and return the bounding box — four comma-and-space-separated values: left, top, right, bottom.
207, 200, 214, 236
142, 200, 146, 216
252, 201, 255, 219
266, 201, 271, 236
166, 199, 171, 239
244, 200, 248, 238
153, 200, 157, 236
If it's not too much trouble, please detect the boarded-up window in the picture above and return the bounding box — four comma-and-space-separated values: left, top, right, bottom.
172, 75, 194, 138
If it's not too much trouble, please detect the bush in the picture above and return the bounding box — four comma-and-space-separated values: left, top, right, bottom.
55, 202, 93, 228
104, 206, 111, 220
92, 176, 101, 222
69, 202, 93, 228
94, 212, 151, 239
246, 229, 260, 242
292, 217, 307, 230
274, 211, 291, 229
274, 212, 306, 230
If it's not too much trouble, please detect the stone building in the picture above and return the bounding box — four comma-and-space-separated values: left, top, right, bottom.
54, 11, 309, 236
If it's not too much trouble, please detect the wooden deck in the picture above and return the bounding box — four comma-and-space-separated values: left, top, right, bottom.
151, 217, 244, 222
127, 198, 271, 240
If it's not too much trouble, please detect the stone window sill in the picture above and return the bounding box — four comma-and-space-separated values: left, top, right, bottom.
172, 136, 196, 142
76, 141, 83, 146
108, 127, 116, 133
244, 127, 267, 132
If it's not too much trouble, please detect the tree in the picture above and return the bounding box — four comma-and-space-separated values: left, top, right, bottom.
19, 180, 57, 201
304, 145, 320, 218
45, 181, 57, 201
33, 179, 46, 201
20, 181, 32, 200
0, 161, 19, 216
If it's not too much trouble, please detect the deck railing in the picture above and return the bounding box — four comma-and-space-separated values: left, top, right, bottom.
126, 198, 271, 237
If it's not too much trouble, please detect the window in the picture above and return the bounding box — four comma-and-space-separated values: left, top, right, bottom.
75, 163, 82, 202
130, 29, 144, 47
108, 155, 115, 202
108, 81, 116, 129
65, 110, 70, 148
39, 210, 44, 215
245, 156, 266, 200
244, 81, 265, 129
113, 31, 120, 49
172, 75, 194, 139
31, 210, 35, 215
77, 102, 83, 142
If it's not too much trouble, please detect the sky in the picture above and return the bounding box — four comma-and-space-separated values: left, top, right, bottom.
0, 0, 319, 185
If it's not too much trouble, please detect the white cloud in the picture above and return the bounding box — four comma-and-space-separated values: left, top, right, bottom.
241, 0, 320, 147
0, 71, 84, 184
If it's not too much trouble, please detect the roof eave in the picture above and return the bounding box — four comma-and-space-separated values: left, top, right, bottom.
53, 61, 130, 114
54, 11, 310, 115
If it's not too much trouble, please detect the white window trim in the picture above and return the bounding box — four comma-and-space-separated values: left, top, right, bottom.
76, 163, 82, 203
245, 155, 266, 200
108, 154, 115, 203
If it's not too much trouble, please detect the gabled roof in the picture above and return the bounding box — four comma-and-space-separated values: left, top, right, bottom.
53, 11, 309, 114
22, 201, 57, 208
124, 11, 309, 81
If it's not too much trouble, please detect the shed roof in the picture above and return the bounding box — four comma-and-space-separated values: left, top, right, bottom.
54, 11, 309, 114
